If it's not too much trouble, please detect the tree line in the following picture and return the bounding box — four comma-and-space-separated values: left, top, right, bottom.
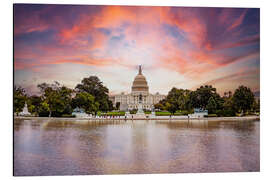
154, 85, 259, 116
14, 75, 259, 117
14, 76, 113, 117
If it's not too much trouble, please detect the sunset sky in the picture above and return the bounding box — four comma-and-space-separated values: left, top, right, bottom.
14, 4, 260, 96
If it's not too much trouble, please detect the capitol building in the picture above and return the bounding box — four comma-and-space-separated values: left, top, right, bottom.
110, 65, 166, 111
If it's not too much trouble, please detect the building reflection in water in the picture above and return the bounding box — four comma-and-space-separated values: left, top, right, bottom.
14, 119, 260, 176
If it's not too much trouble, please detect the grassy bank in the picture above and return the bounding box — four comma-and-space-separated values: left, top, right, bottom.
15, 115, 260, 121
100, 111, 125, 116
155, 111, 190, 116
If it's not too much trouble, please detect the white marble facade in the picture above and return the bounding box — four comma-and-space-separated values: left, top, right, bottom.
110, 66, 166, 111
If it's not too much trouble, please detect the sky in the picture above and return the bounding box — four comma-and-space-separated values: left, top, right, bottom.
14, 4, 260, 96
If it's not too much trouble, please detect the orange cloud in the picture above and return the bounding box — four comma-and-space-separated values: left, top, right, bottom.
53, 57, 116, 67
15, 5, 259, 84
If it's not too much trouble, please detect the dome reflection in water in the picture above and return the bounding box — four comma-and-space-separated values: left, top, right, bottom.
14, 119, 259, 176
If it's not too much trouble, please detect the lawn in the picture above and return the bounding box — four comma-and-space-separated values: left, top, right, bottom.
155, 111, 189, 116
99, 111, 190, 116
100, 111, 126, 116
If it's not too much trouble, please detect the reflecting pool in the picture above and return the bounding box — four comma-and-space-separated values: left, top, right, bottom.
14, 119, 260, 176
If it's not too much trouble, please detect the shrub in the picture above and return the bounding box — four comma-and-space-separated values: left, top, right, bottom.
38, 111, 49, 117
130, 110, 137, 114
216, 109, 236, 117
62, 114, 75, 118
155, 111, 190, 116
205, 114, 217, 117
155, 111, 171, 116
101, 111, 125, 116
223, 109, 236, 117
216, 110, 224, 117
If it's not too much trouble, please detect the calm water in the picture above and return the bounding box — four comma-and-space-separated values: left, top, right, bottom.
14, 119, 260, 176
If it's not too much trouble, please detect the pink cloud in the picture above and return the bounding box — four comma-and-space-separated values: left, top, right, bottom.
227, 9, 248, 32
14, 5, 259, 95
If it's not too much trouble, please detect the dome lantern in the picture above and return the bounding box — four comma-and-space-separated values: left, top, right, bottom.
131, 65, 149, 93
138, 65, 142, 75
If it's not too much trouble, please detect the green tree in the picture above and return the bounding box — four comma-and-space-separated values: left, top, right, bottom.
232, 85, 255, 113
38, 82, 58, 117
39, 102, 50, 117
166, 88, 179, 114
178, 89, 192, 111
190, 85, 220, 109
206, 96, 217, 114
75, 76, 110, 112
93, 102, 100, 116
166, 88, 191, 111
252, 99, 260, 112
222, 96, 236, 116
72, 92, 99, 115
38, 82, 73, 117
14, 86, 27, 115
154, 103, 164, 110
27, 95, 42, 116
158, 99, 167, 110
155, 88, 191, 112
165, 102, 177, 115
189, 91, 200, 109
